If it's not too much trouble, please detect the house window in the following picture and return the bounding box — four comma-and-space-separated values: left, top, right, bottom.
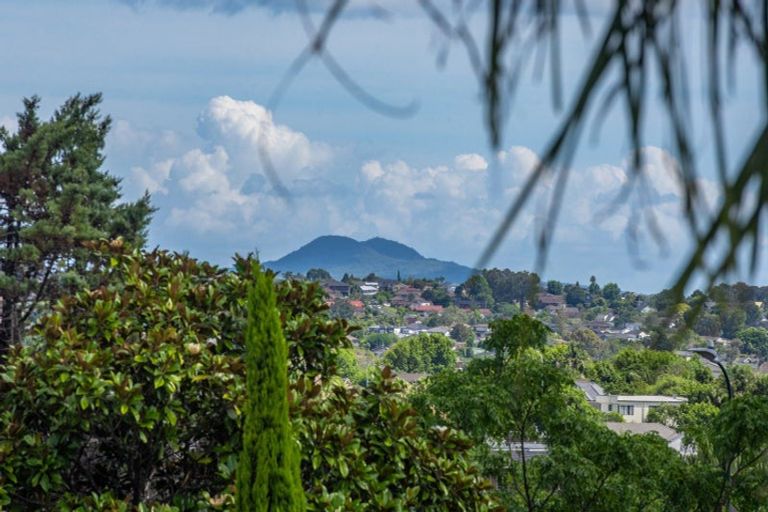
607, 404, 613, 412
618, 405, 635, 416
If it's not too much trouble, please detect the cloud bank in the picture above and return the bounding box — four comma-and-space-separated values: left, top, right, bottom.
118, 95, 716, 280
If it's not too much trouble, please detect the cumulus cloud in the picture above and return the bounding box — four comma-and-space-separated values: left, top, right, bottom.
566, 146, 719, 246
119, 94, 713, 276
127, 96, 333, 235
454, 153, 488, 172
131, 159, 174, 195
197, 96, 331, 183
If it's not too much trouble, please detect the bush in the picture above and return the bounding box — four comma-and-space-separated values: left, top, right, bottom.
0, 245, 496, 510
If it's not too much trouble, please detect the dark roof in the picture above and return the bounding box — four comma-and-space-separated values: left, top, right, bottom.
575, 380, 606, 401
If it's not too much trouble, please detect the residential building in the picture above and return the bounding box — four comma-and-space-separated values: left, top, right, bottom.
576, 380, 687, 423
321, 279, 351, 297
605, 422, 692, 455
536, 293, 566, 308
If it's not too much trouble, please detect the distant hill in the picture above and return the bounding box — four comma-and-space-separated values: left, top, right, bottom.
264, 235, 474, 283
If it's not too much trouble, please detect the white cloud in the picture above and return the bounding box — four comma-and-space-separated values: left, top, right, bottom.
131, 159, 173, 194
196, 96, 331, 183
454, 153, 488, 172
120, 96, 714, 277
126, 97, 335, 235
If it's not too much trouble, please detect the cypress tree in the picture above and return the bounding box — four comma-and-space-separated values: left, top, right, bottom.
237, 268, 305, 512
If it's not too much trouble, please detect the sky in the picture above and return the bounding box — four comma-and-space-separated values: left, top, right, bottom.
0, 0, 764, 292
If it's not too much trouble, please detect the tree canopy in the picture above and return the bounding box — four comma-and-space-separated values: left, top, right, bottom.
0, 94, 153, 351
382, 333, 456, 374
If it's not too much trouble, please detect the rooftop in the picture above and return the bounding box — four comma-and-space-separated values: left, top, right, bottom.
614, 395, 687, 403
605, 422, 681, 442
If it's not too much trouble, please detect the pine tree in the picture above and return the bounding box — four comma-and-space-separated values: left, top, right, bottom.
237, 268, 305, 512
0, 94, 153, 352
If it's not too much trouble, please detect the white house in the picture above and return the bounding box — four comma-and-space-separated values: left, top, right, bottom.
605, 422, 693, 455
360, 282, 380, 296
576, 380, 687, 423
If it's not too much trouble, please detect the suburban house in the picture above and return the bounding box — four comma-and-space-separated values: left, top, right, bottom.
321, 279, 351, 297
391, 286, 423, 306
410, 302, 444, 314
604, 422, 692, 455
490, 421, 690, 461
360, 282, 379, 296
536, 293, 566, 308
576, 380, 687, 423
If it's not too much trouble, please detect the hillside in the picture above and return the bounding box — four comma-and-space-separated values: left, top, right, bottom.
264, 235, 474, 283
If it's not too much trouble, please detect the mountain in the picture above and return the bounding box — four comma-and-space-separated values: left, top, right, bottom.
264, 235, 474, 283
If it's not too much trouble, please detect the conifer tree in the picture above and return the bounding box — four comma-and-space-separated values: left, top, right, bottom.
237, 268, 305, 512
0, 94, 153, 351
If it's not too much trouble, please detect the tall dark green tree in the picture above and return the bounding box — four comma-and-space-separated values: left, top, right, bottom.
236, 268, 305, 512
0, 94, 153, 351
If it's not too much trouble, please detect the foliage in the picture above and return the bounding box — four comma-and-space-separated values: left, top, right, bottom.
236, 270, 305, 511
0, 94, 154, 350
0, 246, 493, 510
736, 327, 768, 359
335, 348, 363, 383
545, 280, 563, 295
719, 307, 747, 339
421, 286, 451, 307
481, 268, 539, 308
382, 333, 456, 374
602, 282, 621, 304
295, 369, 498, 511
414, 315, 687, 511
359, 332, 397, 351
568, 328, 609, 359
564, 282, 587, 306
586, 347, 713, 396
305, 268, 331, 281
693, 312, 723, 337
457, 274, 494, 308
483, 315, 548, 364
449, 323, 475, 345
0, 245, 248, 508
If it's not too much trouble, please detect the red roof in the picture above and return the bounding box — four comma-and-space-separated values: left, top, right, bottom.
348, 300, 365, 309
410, 304, 444, 313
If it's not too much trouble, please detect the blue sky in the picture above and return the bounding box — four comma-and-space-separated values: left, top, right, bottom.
1, 1, 764, 292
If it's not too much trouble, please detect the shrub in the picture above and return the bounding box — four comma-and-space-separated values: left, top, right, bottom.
0, 245, 496, 510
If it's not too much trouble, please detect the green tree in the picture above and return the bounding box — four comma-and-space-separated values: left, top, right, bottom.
306, 268, 331, 281
0, 247, 496, 510
382, 333, 456, 374
546, 280, 563, 295
693, 312, 722, 337
421, 285, 451, 306
482, 268, 540, 308
588, 275, 600, 297
458, 273, 494, 307
736, 327, 768, 359
360, 332, 397, 351
414, 316, 687, 512
450, 323, 476, 346
602, 282, 621, 304
237, 270, 305, 512
564, 282, 587, 306
0, 94, 153, 351
569, 327, 609, 359
484, 315, 549, 363
719, 307, 747, 339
